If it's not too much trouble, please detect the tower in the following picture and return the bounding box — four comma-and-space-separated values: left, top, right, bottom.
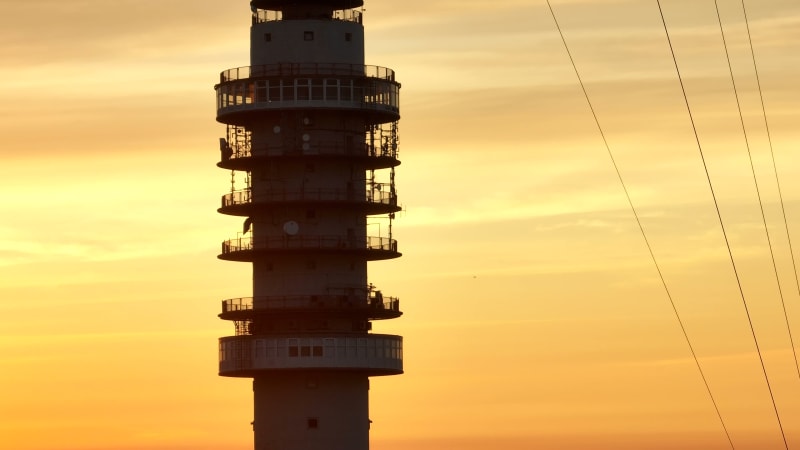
214, 1, 402, 449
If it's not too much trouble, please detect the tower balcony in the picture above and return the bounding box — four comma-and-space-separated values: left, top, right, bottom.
215, 63, 399, 124
219, 235, 400, 262
220, 292, 401, 321
219, 334, 403, 377
218, 140, 400, 171
219, 185, 399, 216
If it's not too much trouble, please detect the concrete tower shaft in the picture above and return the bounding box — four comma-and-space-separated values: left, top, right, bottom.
214, 1, 402, 449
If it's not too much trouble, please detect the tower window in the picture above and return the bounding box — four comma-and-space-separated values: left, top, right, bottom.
304, 31, 314, 41
345, 32, 352, 42
264, 33, 272, 42
307, 418, 319, 429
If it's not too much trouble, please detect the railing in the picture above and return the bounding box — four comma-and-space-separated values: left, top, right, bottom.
221, 189, 251, 207
253, 9, 363, 24
220, 186, 397, 208
220, 63, 394, 83
222, 294, 400, 314
221, 140, 399, 163
219, 334, 403, 374
221, 235, 397, 254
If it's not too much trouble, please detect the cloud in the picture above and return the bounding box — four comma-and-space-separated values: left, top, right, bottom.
0, 0, 245, 65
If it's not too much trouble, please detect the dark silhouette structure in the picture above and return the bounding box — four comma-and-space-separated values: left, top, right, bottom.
214, 1, 402, 449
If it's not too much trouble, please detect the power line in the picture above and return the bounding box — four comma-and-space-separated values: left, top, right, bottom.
740, 0, 800, 380
657, 0, 788, 447
545, 2, 734, 448
713, 0, 800, 387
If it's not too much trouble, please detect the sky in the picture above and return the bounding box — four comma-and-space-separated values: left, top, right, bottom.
2, 0, 800, 449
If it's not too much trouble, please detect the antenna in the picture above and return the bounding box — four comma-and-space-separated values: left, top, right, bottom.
282, 220, 299, 236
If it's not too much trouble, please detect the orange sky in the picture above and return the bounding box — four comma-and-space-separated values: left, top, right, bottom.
2, 0, 800, 449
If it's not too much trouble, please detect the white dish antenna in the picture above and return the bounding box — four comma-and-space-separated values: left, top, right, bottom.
283, 220, 299, 235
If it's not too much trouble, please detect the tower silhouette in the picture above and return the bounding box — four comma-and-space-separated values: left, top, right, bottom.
214, 1, 402, 449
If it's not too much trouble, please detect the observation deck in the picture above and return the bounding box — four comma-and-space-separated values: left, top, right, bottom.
219, 235, 400, 262
218, 185, 399, 216
219, 333, 402, 377
220, 293, 401, 321
215, 63, 400, 125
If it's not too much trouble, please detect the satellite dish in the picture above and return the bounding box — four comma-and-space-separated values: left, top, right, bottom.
283, 220, 299, 235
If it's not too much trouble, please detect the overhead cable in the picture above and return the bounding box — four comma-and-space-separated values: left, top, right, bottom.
739, 0, 800, 380
546, 2, 734, 448
658, 1, 788, 447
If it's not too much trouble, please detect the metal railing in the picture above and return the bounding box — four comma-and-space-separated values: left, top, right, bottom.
253, 9, 363, 24
221, 189, 251, 207
222, 294, 400, 314
221, 140, 399, 163
220, 186, 397, 208
221, 235, 397, 254
220, 63, 394, 83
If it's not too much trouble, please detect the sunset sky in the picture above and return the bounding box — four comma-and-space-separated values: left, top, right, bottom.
2, 0, 800, 449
